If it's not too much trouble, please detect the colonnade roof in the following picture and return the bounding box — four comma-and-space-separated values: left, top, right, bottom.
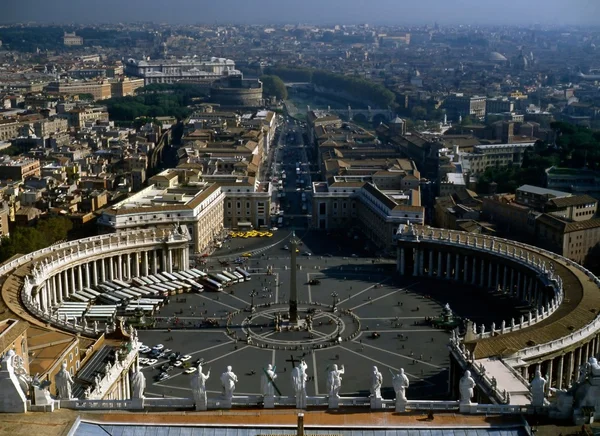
404, 227, 600, 359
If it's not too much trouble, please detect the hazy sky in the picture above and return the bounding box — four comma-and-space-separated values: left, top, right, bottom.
3, 0, 600, 26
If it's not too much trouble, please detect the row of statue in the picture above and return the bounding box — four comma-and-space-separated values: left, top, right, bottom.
186, 361, 412, 409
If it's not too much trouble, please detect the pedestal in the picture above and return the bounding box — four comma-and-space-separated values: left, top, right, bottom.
0, 368, 27, 413
221, 397, 233, 409
131, 398, 145, 410
459, 402, 478, 414
264, 395, 275, 409
328, 396, 339, 409
370, 397, 383, 410
395, 399, 407, 412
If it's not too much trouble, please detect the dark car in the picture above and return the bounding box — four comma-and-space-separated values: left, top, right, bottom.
308, 279, 321, 285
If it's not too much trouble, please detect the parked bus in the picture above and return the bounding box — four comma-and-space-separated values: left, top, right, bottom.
221, 270, 240, 284
235, 267, 252, 281
209, 273, 231, 287
202, 278, 223, 292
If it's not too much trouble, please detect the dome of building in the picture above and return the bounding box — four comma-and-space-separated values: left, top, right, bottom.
489, 51, 508, 62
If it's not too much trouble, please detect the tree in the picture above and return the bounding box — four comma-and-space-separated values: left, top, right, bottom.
77, 93, 95, 101
260, 75, 288, 100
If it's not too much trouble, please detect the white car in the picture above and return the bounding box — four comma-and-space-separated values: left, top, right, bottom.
303, 252, 312, 256
180, 355, 192, 362
152, 344, 164, 350
184, 367, 197, 374
146, 359, 158, 366
139, 347, 151, 354
139, 358, 149, 365
173, 360, 183, 367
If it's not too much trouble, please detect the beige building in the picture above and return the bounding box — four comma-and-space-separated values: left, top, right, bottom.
312, 180, 424, 253
110, 78, 145, 97
0, 156, 41, 181
0, 201, 9, 238
63, 32, 83, 46
536, 214, 600, 265
46, 80, 112, 100
98, 173, 225, 254
0, 119, 21, 141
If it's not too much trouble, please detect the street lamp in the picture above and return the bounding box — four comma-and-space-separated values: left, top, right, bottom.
250, 290, 257, 312
331, 291, 339, 313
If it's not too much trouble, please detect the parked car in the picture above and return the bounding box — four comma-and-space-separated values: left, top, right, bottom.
180, 355, 192, 362
173, 360, 183, 367
152, 344, 164, 350
184, 367, 197, 374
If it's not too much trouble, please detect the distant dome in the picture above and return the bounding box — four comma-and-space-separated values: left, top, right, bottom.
489, 51, 508, 62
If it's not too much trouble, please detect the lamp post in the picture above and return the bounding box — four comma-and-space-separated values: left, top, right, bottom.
250, 290, 257, 312
331, 291, 339, 313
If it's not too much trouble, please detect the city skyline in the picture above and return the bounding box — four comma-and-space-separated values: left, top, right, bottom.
2, 0, 600, 26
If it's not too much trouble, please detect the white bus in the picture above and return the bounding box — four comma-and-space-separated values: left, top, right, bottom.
235, 267, 252, 281
202, 278, 223, 292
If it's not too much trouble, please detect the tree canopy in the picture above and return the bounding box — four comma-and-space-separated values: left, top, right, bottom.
0, 216, 73, 263
260, 75, 288, 100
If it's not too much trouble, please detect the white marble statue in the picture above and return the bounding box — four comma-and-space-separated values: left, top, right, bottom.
459, 370, 476, 404
131, 363, 146, 399
370, 366, 383, 398
261, 364, 277, 397
590, 357, 600, 377
220, 366, 238, 400
55, 362, 74, 399
327, 364, 345, 398
392, 368, 410, 402
291, 360, 308, 409
1, 350, 16, 374
530, 370, 546, 407
190, 364, 210, 410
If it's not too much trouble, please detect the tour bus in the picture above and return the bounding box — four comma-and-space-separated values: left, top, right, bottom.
71, 293, 90, 303
208, 272, 231, 287
232, 271, 245, 282
111, 290, 135, 302
235, 267, 252, 281
96, 284, 115, 294
132, 277, 147, 287
112, 279, 131, 288
154, 273, 170, 282
184, 278, 204, 292
97, 293, 122, 305
170, 272, 188, 281
118, 288, 143, 299
174, 281, 192, 293
77, 290, 97, 301
162, 272, 179, 281
190, 269, 208, 279
101, 282, 120, 292
221, 270, 240, 284
138, 286, 160, 297
147, 284, 170, 297
178, 270, 195, 279
202, 278, 223, 292
83, 288, 101, 298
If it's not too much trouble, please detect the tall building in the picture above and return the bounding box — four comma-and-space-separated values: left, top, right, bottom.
444, 94, 486, 120
124, 57, 237, 85
63, 32, 83, 46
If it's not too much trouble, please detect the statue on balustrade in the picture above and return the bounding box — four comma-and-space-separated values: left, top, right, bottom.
55, 362, 74, 400
392, 368, 409, 403
459, 370, 476, 404
131, 363, 146, 399
530, 370, 546, 407
220, 366, 238, 400
327, 364, 345, 398
261, 364, 277, 397
291, 359, 308, 409
370, 366, 383, 398
190, 364, 210, 410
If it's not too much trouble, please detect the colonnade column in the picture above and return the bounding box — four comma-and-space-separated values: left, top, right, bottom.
487, 262, 493, 289
503, 267, 508, 293
510, 270, 515, 296
412, 249, 419, 276
143, 251, 148, 276
134, 253, 140, 277
117, 255, 123, 280
93, 260, 98, 285
495, 264, 500, 291
463, 256, 468, 282
428, 251, 434, 277
567, 351, 575, 387
454, 254, 460, 280
57, 272, 64, 301
471, 258, 477, 284
446, 253, 451, 279
546, 358, 554, 394
109, 257, 114, 280
126, 253, 132, 279
77, 265, 83, 291
399, 248, 405, 275
557, 354, 564, 390
168, 249, 173, 273
85, 263, 91, 288
479, 259, 485, 287
517, 272, 522, 299
70, 268, 76, 296
153, 250, 159, 274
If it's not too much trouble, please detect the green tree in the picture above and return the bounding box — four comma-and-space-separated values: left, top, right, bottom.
260, 75, 288, 100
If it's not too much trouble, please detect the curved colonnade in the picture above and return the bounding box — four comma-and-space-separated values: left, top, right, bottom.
1, 227, 190, 337
395, 224, 600, 401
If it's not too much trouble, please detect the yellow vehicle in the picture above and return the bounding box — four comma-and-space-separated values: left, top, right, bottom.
242, 252, 252, 257
266, 232, 273, 237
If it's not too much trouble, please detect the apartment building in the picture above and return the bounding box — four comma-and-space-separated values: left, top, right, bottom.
312, 180, 424, 253
444, 94, 487, 120
46, 81, 112, 100
536, 214, 600, 265
0, 119, 21, 141
63, 32, 83, 46
459, 142, 535, 175
0, 156, 41, 181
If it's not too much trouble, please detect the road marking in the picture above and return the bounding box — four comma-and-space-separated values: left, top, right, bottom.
338, 345, 435, 386
306, 273, 312, 302
275, 272, 280, 304
353, 340, 445, 370
337, 279, 392, 305
312, 350, 319, 395
348, 282, 421, 311
203, 345, 250, 365
196, 293, 239, 311
219, 288, 250, 306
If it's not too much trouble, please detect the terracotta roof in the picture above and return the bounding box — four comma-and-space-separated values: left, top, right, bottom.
547, 194, 597, 209
0, 319, 29, 353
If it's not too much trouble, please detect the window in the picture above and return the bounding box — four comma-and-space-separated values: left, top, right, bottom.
69, 353, 73, 362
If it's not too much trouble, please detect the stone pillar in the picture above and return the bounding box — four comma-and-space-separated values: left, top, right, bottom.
463, 256, 468, 282
437, 251, 442, 277
510, 269, 515, 296
126, 253, 132, 279
85, 263, 91, 288
455, 253, 460, 280
471, 257, 477, 285
446, 253, 451, 279
399, 248, 405, 275
521, 366, 528, 379
428, 250, 434, 277
495, 264, 500, 291
117, 254, 123, 280
101, 259, 106, 282
567, 351, 575, 388
40, 285, 48, 312
168, 249, 173, 273
57, 273, 64, 301
134, 253, 140, 277
575, 347, 582, 378
503, 267, 508, 294
77, 265, 83, 291
153, 250, 159, 274
412, 249, 419, 276
557, 354, 564, 390
93, 260, 98, 285
583, 341, 590, 364
517, 272, 522, 299
143, 251, 149, 276
479, 259, 485, 287
488, 262, 493, 289
70, 268, 76, 295
546, 358, 553, 394
108, 257, 114, 280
